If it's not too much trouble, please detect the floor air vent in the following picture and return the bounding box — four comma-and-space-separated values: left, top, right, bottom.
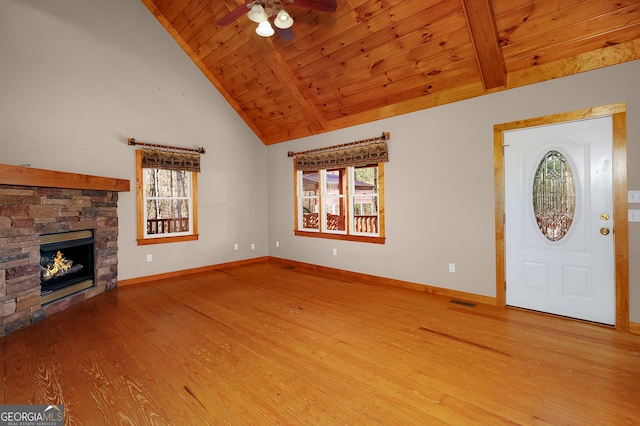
283, 265, 295, 269
449, 299, 476, 307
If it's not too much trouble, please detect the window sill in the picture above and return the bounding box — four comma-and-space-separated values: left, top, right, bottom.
294, 230, 385, 244
137, 234, 199, 246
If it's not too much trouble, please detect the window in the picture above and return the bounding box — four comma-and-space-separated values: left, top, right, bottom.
295, 164, 384, 242
292, 135, 388, 244
136, 150, 199, 245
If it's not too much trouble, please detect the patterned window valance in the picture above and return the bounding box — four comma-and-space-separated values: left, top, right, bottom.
141, 149, 201, 173
291, 133, 389, 171
128, 138, 204, 173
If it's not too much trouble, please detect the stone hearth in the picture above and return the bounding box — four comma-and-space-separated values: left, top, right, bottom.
0, 164, 129, 336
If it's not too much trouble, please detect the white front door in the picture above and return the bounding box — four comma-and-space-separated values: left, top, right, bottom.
504, 116, 615, 325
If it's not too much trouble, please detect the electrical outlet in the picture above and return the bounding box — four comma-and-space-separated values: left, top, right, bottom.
629, 210, 640, 222
251, 243, 255, 250
332, 248, 337, 256
146, 254, 152, 262
276, 241, 280, 248
630, 191, 640, 203
449, 263, 455, 273
234, 243, 238, 251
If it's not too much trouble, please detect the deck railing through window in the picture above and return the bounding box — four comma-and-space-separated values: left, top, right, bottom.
353, 215, 378, 233
302, 213, 377, 233
147, 218, 189, 235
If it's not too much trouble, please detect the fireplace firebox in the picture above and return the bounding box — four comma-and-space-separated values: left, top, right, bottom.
40, 230, 95, 305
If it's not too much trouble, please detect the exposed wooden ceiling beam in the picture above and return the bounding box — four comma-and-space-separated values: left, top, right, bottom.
251, 38, 328, 132
461, 0, 506, 90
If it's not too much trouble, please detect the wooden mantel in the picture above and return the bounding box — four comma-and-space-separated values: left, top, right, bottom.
0, 164, 130, 192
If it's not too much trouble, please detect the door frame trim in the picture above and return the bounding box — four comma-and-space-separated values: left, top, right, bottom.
494, 103, 629, 331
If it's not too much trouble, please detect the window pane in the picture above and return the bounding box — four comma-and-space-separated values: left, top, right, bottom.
302, 215, 320, 230
532, 150, 576, 241
354, 165, 378, 194
144, 169, 190, 197
325, 169, 345, 195
302, 171, 319, 196
146, 199, 189, 221
353, 165, 378, 215
324, 196, 346, 231
146, 199, 190, 235
323, 169, 346, 232
143, 169, 157, 197
352, 165, 379, 234
301, 171, 319, 230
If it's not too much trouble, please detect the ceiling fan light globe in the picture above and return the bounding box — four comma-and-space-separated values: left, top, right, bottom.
248, 4, 268, 23
274, 10, 293, 29
256, 20, 275, 37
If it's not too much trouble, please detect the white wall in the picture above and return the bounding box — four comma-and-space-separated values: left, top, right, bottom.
267, 61, 640, 322
0, 0, 268, 280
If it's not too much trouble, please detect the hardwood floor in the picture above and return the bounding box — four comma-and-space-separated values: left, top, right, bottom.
2, 260, 640, 425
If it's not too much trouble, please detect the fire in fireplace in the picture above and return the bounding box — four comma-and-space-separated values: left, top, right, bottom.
40, 230, 95, 305
41, 250, 83, 281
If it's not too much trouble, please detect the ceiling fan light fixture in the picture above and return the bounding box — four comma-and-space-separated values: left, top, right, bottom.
256, 20, 275, 37
248, 4, 268, 23
274, 9, 293, 29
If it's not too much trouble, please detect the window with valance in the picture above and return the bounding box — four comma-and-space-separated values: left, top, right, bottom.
291, 134, 389, 244
131, 139, 204, 246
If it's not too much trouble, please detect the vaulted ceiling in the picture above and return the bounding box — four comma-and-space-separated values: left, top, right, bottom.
141, 0, 640, 145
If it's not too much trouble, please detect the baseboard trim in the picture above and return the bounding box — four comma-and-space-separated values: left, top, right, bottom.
268, 257, 497, 306
117, 256, 269, 286
118, 255, 495, 306
117, 256, 636, 328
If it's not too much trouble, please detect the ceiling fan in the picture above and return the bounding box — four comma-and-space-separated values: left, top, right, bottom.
217, 0, 337, 41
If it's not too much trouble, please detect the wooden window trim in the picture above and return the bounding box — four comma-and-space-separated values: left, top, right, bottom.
294, 230, 385, 244
136, 150, 199, 246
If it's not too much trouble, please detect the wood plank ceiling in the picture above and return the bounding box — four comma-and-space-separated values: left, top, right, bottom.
141, 0, 640, 145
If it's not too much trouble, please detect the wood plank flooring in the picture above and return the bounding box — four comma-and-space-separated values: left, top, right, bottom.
2, 260, 640, 425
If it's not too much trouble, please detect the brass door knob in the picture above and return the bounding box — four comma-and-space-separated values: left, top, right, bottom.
600, 227, 610, 235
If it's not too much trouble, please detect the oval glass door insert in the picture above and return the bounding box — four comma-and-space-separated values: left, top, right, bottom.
532, 150, 576, 241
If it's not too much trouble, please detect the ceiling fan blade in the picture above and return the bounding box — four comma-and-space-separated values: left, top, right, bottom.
291, 0, 337, 13
217, 0, 253, 26
276, 27, 295, 42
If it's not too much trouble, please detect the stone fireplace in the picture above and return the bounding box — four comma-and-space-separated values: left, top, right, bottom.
0, 164, 129, 336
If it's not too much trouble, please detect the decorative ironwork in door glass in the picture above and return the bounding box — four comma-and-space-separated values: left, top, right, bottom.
532, 150, 576, 242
